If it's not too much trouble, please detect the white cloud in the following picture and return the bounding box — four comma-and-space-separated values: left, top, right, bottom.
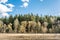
20, 2, 28, 8
0, 4, 12, 13
0, 0, 14, 17
6, 4, 14, 8
1, 13, 9, 17
40, 0, 43, 2
0, 0, 8, 3
6, 4, 14, 9
21, 0, 29, 8
21, 0, 29, 2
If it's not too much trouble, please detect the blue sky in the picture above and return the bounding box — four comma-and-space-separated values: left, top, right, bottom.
0, 0, 60, 17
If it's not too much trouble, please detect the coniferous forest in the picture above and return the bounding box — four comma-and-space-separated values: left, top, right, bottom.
0, 13, 60, 33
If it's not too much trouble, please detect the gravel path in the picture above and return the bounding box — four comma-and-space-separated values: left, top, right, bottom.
0, 33, 60, 40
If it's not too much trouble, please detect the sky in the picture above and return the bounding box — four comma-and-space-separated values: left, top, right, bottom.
0, 0, 60, 17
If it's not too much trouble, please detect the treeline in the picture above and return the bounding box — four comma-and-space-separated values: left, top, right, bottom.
0, 13, 60, 33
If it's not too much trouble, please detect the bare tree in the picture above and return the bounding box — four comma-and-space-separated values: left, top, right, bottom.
3, 24, 7, 33
14, 18, 19, 33
34, 22, 41, 33
28, 21, 36, 33
19, 25, 26, 33
0, 20, 4, 33
7, 23, 12, 33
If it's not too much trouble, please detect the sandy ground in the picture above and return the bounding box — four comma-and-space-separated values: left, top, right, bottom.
0, 33, 60, 40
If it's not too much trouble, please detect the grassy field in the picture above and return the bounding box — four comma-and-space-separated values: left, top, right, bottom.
0, 33, 60, 40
